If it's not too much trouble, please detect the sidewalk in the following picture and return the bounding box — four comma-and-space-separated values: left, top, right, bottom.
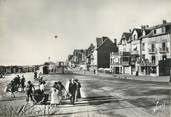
72, 69, 170, 83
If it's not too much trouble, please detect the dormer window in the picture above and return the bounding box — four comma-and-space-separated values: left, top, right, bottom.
162, 27, 165, 33
133, 34, 136, 40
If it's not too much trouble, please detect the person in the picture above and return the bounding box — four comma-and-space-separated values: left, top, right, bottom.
57, 81, 65, 104
39, 81, 46, 94
14, 75, 20, 89
38, 76, 43, 84
68, 79, 77, 105
20, 75, 26, 91
75, 79, 81, 101
50, 83, 59, 106
34, 71, 37, 79
94, 69, 96, 74
26, 81, 35, 102
10, 80, 16, 98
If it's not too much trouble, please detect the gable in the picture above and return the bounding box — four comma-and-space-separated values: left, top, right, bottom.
97, 39, 118, 52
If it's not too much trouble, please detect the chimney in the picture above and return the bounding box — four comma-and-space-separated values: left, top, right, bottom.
114, 38, 117, 45
129, 29, 132, 32
163, 20, 167, 24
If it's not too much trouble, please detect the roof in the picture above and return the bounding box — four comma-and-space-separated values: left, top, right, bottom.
149, 21, 171, 30
118, 32, 132, 45
139, 21, 171, 39
122, 32, 132, 41
96, 38, 115, 50
96, 37, 108, 48
132, 28, 143, 38
144, 29, 152, 35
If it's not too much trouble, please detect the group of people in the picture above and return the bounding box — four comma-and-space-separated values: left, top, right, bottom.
5, 75, 26, 98
5, 74, 82, 106
50, 79, 81, 106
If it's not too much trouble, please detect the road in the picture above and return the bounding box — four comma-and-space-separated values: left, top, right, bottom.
0, 72, 171, 117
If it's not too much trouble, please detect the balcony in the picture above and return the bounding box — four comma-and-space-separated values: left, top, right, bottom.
148, 48, 157, 54
131, 50, 138, 55
159, 47, 169, 53
121, 61, 129, 66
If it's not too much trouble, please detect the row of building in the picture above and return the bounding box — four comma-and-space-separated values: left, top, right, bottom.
67, 37, 118, 71
0, 65, 35, 75
67, 20, 171, 76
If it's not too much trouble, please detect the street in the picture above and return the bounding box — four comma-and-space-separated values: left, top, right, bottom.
0, 72, 171, 117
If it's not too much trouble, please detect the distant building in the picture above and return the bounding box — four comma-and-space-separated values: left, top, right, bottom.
96, 37, 118, 69
73, 49, 87, 66
110, 52, 121, 74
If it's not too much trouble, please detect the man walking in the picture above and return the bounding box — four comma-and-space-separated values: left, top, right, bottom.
20, 75, 26, 91
68, 79, 77, 105
26, 81, 35, 103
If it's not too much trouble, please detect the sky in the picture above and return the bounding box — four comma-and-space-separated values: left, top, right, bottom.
0, 0, 171, 65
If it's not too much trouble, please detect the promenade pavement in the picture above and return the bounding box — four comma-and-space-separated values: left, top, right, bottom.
72, 69, 170, 83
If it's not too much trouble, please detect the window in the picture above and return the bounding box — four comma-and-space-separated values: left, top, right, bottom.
161, 27, 165, 33
162, 42, 166, 48
142, 54, 145, 60
151, 56, 156, 64
123, 57, 129, 61
142, 43, 145, 51
154, 30, 156, 34
162, 55, 167, 60
151, 67, 156, 73
133, 34, 136, 40
151, 44, 155, 52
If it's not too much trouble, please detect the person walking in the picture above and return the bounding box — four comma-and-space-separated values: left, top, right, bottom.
10, 80, 16, 98
14, 75, 20, 90
34, 71, 37, 79
26, 81, 35, 103
68, 79, 77, 105
39, 81, 46, 94
75, 79, 81, 101
50, 83, 59, 106
57, 81, 65, 104
20, 75, 26, 91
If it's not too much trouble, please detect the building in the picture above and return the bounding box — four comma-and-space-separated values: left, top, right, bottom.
72, 49, 87, 66
118, 32, 134, 74
139, 20, 171, 76
96, 37, 118, 69
117, 20, 171, 76
110, 52, 121, 74
86, 43, 95, 71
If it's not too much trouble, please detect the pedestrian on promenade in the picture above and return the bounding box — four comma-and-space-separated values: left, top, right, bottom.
74, 79, 81, 102
14, 75, 20, 89
94, 69, 96, 74
39, 81, 46, 94
57, 81, 65, 104
26, 81, 35, 102
34, 71, 37, 79
20, 75, 26, 91
68, 79, 77, 105
10, 80, 16, 98
50, 83, 60, 106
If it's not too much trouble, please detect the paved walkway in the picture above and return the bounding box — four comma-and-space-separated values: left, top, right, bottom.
72, 69, 170, 83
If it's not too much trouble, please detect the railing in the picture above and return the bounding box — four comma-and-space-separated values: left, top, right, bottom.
159, 47, 169, 53
148, 48, 157, 54
131, 50, 138, 55
121, 61, 129, 66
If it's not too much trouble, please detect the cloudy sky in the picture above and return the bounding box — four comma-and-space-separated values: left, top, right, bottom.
0, 0, 171, 65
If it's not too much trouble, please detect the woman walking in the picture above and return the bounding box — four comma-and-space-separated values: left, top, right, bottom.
57, 81, 65, 104
50, 83, 59, 106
